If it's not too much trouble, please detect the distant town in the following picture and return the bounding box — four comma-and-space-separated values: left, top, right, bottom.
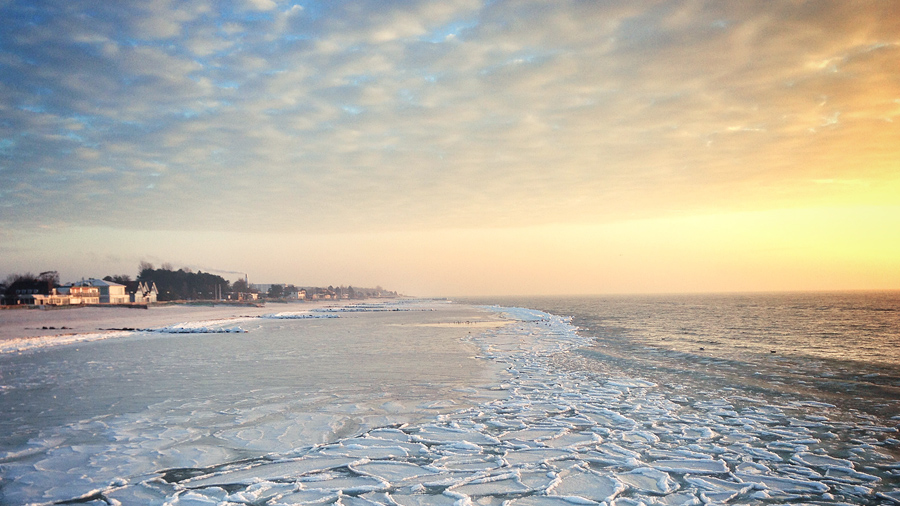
1, 263, 398, 307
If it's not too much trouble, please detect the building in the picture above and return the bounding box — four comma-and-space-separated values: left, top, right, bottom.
32, 289, 72, 306
59, 284, 101, 305
251, 283, 272, 295
310, 288, 336, 300
79, 279, 130, 304
3, 279, 52, 305
131, 281, 158, 304
284, 288, 306, 300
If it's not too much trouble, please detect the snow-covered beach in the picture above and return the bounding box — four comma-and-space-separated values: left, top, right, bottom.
0, 303, 320, 353
1, 299, 898, 505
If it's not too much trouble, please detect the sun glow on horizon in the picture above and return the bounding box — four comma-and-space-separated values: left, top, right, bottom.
5, 203, 898, 297
0, 1, 898, 295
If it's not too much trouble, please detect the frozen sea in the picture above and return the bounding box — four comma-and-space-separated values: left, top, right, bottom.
1, 295, 899, 505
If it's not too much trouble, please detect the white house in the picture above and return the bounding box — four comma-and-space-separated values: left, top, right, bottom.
58, 284, 101, 305
131, 281, 158, 304
80, 279, 130, 304
32, 289, 71, 306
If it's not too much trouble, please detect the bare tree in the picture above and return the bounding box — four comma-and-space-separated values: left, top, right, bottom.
38, 271, 60, 286
5, 272, 37, 285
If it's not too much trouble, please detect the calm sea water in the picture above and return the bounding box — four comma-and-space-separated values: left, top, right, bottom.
463, 292, 900, 420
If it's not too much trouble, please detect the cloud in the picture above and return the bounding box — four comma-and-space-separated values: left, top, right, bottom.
244, 0, 277, 11
0, 0, 897, 237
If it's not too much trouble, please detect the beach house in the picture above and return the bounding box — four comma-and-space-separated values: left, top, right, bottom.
131, 281, 158, 304
31, 289, 71, 306
79, 278, 130, 304
57, 284, 101, 305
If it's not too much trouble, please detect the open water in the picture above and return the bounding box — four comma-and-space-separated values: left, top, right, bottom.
0, 294, 898, 505
466, 292, 900, 420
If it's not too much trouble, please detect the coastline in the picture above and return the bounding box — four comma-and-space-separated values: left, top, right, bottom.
0, 301, 373, 352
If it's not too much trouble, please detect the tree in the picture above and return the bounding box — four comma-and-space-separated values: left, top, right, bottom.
268, 284, 284, 298
232, 278, 249, 294
138, 260, 154, 274
2, 272, 52, 304
38, 271, 60, 286
3, 273, 37, 293
104, 274, 132, 284
5, 272, 36, 285
136, 264, 229, 301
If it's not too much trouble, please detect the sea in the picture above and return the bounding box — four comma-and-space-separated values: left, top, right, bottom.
463, 292, 900, 421
0, 293, 898, 505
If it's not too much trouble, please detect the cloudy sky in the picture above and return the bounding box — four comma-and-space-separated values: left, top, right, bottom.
1, 0, 898, 295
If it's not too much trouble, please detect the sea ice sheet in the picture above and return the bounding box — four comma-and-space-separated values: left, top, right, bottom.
1, 301, 898, 505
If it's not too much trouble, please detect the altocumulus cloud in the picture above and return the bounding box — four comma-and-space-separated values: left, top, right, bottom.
1, 0, 898, 233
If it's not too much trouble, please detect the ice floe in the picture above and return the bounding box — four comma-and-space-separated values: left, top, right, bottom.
616, 467, 680, 494
261, 312, 340, 319
548, 466, 625, 502
149, 324, 245, 333
792, 452, 856, 469
734, 471, 831, 494
651, 458, 728, 474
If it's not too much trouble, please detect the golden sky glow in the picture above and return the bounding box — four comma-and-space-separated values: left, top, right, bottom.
1, 1, 898, 295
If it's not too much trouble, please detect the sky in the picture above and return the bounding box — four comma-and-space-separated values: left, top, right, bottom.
1, 0, 898, 296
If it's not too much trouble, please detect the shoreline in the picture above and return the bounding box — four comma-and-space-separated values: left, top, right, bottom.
0, 301, 373, 352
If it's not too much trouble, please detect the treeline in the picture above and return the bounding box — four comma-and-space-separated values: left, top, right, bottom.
1, 271, 59, 305
2, 263, 397, 304
138, 264, 229, 302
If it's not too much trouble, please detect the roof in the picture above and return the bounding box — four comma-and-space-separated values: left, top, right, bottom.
77, 278, 126, 287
